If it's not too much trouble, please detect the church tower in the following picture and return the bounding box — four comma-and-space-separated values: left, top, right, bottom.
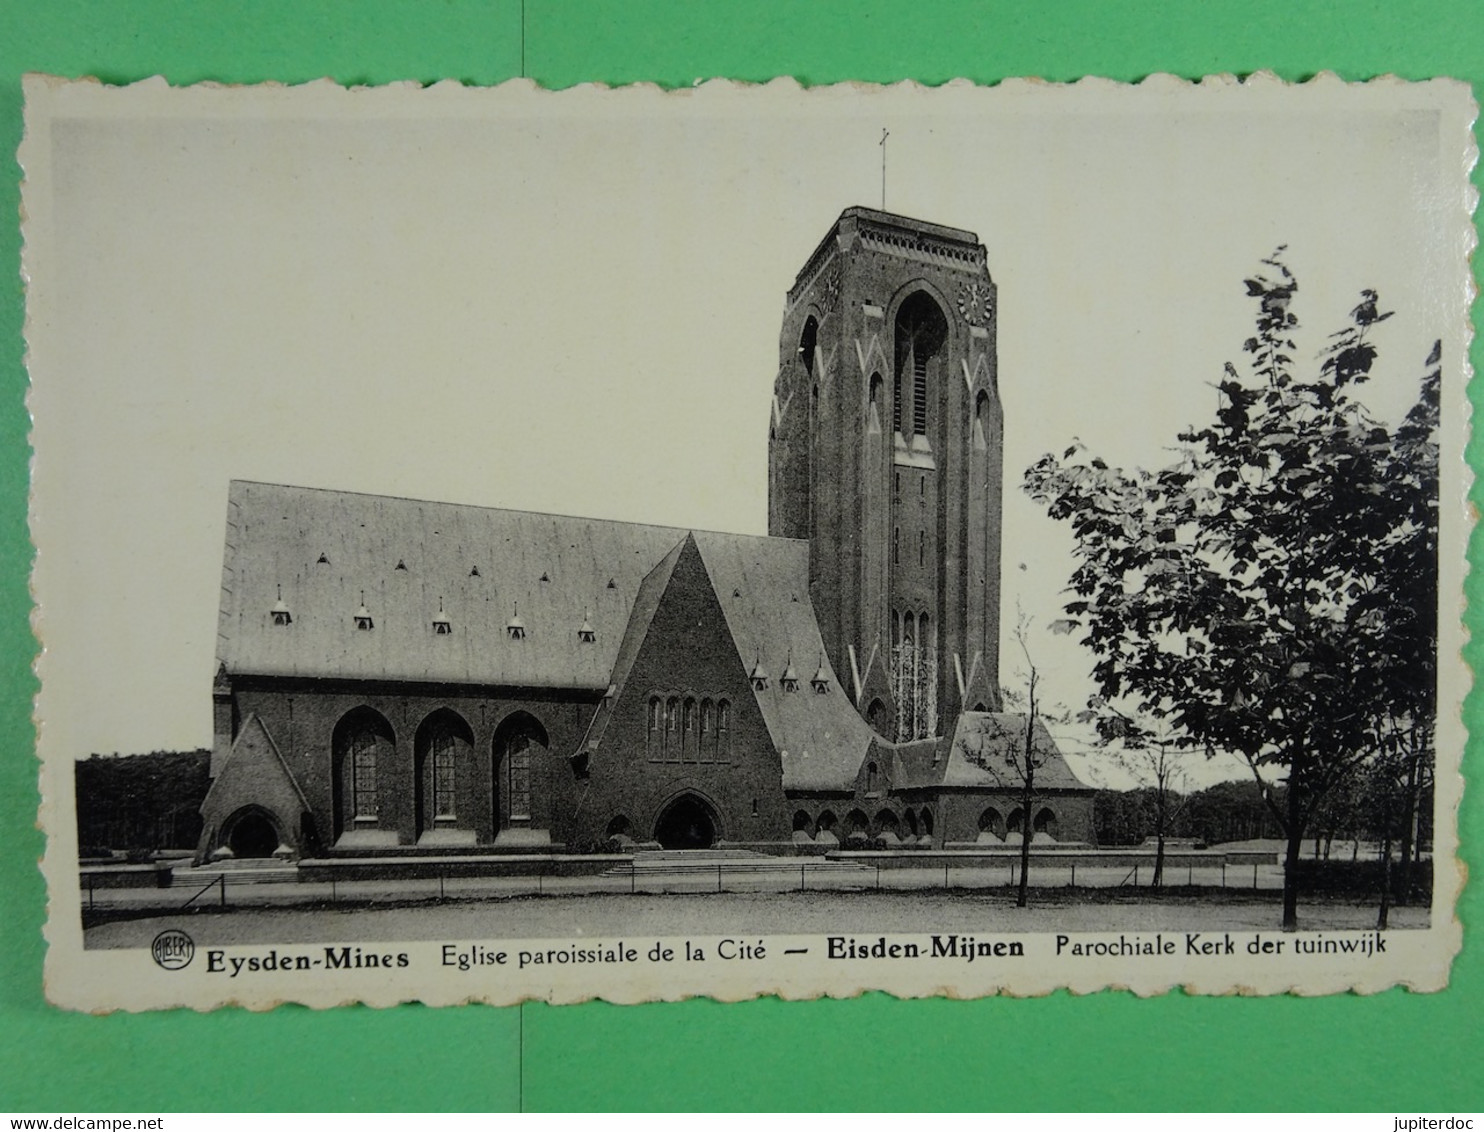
768, 207, 1004, 741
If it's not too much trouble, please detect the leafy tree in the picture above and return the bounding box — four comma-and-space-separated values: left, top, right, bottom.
1079, 700, 1194, 887
1024, 253, 1438, 929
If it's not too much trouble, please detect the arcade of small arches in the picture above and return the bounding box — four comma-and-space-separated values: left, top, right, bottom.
329, 704, 554, 844
645, 694, 733, 763
975, 804, 1061, 843
790, 804, 936, 847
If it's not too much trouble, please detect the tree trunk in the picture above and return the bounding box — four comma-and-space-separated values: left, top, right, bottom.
1377, 832, 1393, 930
1281, 756, 1306, 931
1396, 749, 1420, 907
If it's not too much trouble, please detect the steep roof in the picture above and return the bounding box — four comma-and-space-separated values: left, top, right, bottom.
938, 712, 1090, 791
218, 481, 699, 689
693, 532, 876, 791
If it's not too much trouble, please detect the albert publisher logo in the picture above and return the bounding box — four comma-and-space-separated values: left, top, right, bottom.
151, 929, 195, 971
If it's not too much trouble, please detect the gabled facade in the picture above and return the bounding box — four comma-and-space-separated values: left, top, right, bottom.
196, 207, 1094, 863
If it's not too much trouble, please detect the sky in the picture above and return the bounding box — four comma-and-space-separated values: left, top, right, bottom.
24, 76, 1472, 790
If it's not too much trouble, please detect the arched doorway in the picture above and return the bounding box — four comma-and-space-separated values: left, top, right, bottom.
224, 808, 281, 858
653, 793, 719, 850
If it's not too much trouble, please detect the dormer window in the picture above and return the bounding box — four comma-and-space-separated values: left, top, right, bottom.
577, 616, 596, 644
780, 656, 800, 693
749, 656, 769, 692
354, 608, 373, 631
507, 603, 526, 641
811, 657, 830, 694
432, 600, 452, 635
270, 585, 292, 626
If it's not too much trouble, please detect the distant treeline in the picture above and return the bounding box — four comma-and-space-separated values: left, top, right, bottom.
1093, 780, 1286, 847
75, 750, 210, 856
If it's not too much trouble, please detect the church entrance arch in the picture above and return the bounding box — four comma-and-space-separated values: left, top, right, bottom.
223, 806, 282, 859
653, 792, 720, 850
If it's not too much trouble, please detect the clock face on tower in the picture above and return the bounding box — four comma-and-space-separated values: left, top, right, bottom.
956, 280, 992, 326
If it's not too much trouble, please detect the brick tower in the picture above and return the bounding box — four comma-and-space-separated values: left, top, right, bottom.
768, 207, 1004, 741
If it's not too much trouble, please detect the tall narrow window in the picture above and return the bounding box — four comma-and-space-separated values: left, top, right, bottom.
700, 699, 715, 761
893, 526, 900, 565
508, 742, 531, 821
431, 730, 456, 819
912, 355, 928, 436
894, 292, 948, 444
351, 732, 378, 820
646, 696, 662, 760
666, 697, 680, 762
892, 371, 903, 433
683, 697, 697, 761
918, 529, 925, 567
717, 700, 731, 757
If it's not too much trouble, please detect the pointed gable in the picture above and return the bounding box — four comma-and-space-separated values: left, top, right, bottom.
692, 532, 876, 791
940, 712, 1089, 791
200, 714, 311, 840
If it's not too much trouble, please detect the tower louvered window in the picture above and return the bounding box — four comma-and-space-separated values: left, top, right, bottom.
912, 355, 928, 436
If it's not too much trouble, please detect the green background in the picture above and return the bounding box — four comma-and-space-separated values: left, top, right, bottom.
0, 0, 1479, 1113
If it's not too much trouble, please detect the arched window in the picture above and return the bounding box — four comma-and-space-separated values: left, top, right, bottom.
331, 708, 395, 839
716, 699, 731, 757
792, 810, 814, 835
903, 612, 915, 646
905, 809, 920, 837
866, 761, 879, 795
1034, 807, 1058, 837
682, 697, 697, 761
665, 696, 680, 762
921, 807, 935, 837
351, 733, 378, 820
894, 291, 949, 441
646, 696, 662, 761
974, 389, 991, 450
700, 698, 715, 761
1007, 808, 1025, 835
799, 316, 818, 377
868, 373, 884, 432
978, 807, 1002, 838
866, 698, 888, 734
494, 712, 548, 825
414, 710, 474, 839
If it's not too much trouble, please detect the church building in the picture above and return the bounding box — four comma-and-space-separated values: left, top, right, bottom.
196, 207, 1094, 864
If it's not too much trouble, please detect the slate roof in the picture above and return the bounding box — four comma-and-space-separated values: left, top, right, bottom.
218, 480, 696, 689
937, 712, 1090, 791
695, 532, 877, 792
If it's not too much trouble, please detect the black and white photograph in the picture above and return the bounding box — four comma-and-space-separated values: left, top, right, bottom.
24, 74, 1471, 1008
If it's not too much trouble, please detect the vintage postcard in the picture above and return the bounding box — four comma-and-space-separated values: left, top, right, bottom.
23, 73, 1473, 1010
